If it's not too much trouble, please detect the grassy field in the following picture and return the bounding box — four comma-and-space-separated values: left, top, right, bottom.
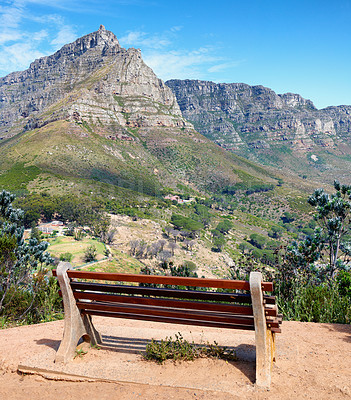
47, 235, 143, 273
46, 236, 106, 267
82, 248, 143, 274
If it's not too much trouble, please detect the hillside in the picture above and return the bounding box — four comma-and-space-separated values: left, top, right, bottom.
166, 79, 351, 184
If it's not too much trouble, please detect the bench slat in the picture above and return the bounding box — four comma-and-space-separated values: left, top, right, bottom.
73, 291, 254, 315
79, 301, 281, 329
57, 270, 273, 291
76, 301, 256, 326
82, 309, 257, 331
70, 282, 254, 303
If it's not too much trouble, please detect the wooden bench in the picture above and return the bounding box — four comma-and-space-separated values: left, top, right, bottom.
53, 262, 282, 388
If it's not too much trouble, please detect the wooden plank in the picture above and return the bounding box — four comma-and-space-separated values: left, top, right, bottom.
73, 291, 254, 315
82, 310, 256, 331
263, 295, 276, 305
76, 301, 256, 326
70, 282, 254, 304
270, 327, 281, 333
52, 270, 273, 291
264, 305, 278, 317
265, 318, 281, 329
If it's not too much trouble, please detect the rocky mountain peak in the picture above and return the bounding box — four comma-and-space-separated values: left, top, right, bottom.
0, 27, 187, 138
30, 25, 121, 68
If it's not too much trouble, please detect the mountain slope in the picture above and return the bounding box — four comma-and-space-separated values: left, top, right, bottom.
0, 26, 281, 198
166, 79, 351, 184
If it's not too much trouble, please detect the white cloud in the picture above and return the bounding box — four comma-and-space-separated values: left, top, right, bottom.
120, 30, 171, 50
0, 2, 24, 29
51, 25, 77, 48
0, 31, 22, 45
208, 60, 245, 73
119, 27, 242, 81
0, 42, 46, 72
143, 48, 220, 81
0, 0, 77, 76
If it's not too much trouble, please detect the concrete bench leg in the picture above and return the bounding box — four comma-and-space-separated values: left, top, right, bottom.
83, 313, 102, 346
250, 272, 273, 389
55, 262, 101, 363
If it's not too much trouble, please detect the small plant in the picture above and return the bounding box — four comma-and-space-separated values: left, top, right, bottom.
74, 348, 88, 359
143, 333, 237, 364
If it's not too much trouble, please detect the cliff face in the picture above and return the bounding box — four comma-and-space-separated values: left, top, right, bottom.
166, 79, 351, 152
0, 25, 186, 139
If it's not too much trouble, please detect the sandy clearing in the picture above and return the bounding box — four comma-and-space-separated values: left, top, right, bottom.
0, 317, 350, 399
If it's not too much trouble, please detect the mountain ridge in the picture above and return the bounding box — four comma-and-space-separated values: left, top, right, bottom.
166, 79, 351, 183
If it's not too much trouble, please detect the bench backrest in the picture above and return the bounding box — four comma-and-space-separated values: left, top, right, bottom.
53, 269, 281, 332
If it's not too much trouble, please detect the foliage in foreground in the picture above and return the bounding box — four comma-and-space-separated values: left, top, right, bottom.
0, 190, 62, 326
143, 333, 237, 364
271, 181, 351, 323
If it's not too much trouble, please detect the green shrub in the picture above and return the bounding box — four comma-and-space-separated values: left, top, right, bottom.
143, 333, 237, 364
171, 214, 203, 233
337, 271, 351, 297
279, 281, 351, 324
84, 245, 97, 262
0, 275, 63, 326
60, 252, 73, 262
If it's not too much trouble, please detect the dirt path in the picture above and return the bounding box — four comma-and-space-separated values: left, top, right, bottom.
0, 318, 350, 400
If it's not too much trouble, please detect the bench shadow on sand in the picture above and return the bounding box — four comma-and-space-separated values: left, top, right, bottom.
101, 334, 256, 383
34, 335, 256, 383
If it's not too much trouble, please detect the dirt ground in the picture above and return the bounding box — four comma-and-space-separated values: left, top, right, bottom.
0, 318, 350, 400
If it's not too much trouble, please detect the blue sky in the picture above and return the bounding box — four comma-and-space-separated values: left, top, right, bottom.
0, 0, 350, 109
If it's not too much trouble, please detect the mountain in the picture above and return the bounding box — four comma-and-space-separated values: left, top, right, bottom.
0, 26, 280, 199
166, 79, 351, 184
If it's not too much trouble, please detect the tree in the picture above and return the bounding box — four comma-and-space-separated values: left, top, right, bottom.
212, 236, 226, 252
168, 241, 178, 256
216, 219, 233, 234
30, 221, 41, 242
0, 190, 53, 315
307, 180, 351, 277
268, 225, 284, 239
281, 212, 296, 224
157, 250, 172, 268
103, 229, 116, 245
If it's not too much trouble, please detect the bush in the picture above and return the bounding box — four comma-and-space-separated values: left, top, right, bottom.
60, 252, 73, 262
216, 219, 233, 234
84, 245, 97, 262
337, 270, 351, 297
171, 214, 203, 234
182, 260, 197, 273
0, 274, 63, 325
249, 233, 267, 249
277, 281, 351, 324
